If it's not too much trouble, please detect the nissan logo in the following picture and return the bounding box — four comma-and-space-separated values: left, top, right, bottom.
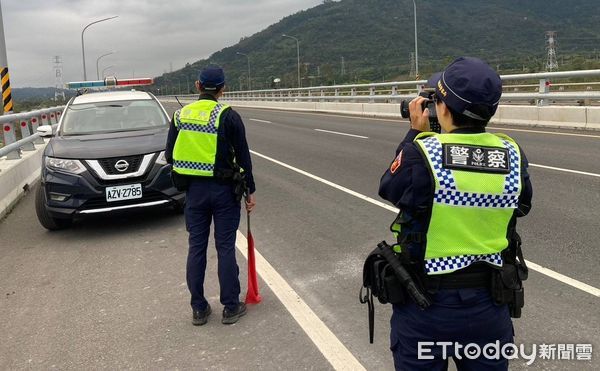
114, 160, 130, 172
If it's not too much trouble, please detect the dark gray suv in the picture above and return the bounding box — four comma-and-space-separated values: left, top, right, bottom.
36, 90, 184, 230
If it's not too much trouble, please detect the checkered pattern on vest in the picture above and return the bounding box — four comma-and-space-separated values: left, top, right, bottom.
425, 252, 503, 274
419, 135, 522, 275
421, 136, 520, 209
421, 136, 457, 190
173, 160, 214, 172
502, 139, 521, 196
175, 103, 225, 134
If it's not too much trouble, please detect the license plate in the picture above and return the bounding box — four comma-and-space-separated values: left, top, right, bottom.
105, 184, 142, 202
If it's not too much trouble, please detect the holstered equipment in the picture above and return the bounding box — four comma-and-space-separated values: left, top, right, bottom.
212, 168, 247, 202
360, 241, 431, 343
491, 230, 528, 318
232, 171, 247, 202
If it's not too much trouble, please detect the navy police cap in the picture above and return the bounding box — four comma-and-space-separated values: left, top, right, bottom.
199, 66, 225, 90
427, 57, 502, 121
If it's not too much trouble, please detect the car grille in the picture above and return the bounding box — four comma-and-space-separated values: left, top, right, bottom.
80, 190, 168, 210
98, 155, 143, 175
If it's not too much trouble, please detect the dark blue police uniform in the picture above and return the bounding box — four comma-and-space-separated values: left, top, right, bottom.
165, 93, 256, 315
379, 57, 533, 370
380, 127, 532, 370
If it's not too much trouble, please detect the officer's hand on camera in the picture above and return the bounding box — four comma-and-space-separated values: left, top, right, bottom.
245, 193, 256, 213
409, 96, 431, 132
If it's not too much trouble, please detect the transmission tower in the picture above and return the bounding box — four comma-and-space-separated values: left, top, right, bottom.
53, 56, 65, 101
545, 31, 558, 71
409, 52, 416, 78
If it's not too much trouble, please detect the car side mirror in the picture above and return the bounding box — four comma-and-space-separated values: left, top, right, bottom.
37, 125, 53, 137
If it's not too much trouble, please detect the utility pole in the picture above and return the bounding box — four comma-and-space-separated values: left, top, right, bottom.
545, 31, 558, 71
53, 56, 65, 101
282, 34, 301, 88
236, 52, 251, 91
0, 0, 14, 113
412, 0, 419, 79
341, 56, 345, 76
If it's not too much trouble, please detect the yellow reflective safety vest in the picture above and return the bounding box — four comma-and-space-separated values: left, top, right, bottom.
412, 132, 523, 275
172, 100, 229, 177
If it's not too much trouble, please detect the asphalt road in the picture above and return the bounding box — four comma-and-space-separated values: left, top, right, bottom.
1, 103, 598, 370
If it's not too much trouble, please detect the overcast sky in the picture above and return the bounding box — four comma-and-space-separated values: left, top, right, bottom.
1, 0, 323, 88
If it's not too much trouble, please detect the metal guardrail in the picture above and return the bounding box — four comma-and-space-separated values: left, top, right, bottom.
0, 106, 65, 160
219, 69, 600, 106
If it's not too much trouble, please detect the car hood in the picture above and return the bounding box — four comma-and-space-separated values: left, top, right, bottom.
48, 128, 168, 159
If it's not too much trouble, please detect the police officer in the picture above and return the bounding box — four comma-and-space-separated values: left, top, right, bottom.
379, 57, 532, 370
165, 66, 256, 326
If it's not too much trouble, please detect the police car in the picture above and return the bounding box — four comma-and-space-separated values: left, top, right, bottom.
35, 78, 184, 230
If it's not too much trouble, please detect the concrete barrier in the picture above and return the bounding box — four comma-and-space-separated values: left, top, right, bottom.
490, 106, 539, 127
0, 142, 45, 220
586, 107, 600, 130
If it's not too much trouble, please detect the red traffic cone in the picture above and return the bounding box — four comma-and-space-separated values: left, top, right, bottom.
245, 210, 262, 304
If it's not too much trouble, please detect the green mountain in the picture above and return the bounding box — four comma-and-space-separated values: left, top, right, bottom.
154, 0, 600, 93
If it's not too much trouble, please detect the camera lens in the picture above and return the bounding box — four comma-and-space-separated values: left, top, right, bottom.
400, 100, 410, 119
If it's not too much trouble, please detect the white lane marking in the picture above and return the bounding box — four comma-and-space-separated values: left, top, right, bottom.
239, 107, 600, 138
252, 150, 600, 298
235, 231, 366, 371
251, 151, 397, 213
489, 126, 600, 139
525, 260, 600, 297
314, 129, 369, 139
529, 163, 600, 178
239, 106, 404, 123
249, 118, 273, 124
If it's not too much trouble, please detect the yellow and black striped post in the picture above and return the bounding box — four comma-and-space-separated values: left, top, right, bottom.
1, 66, 13, 113
0, 1, 14, 113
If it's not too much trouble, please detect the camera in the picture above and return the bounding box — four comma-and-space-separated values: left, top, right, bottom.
400, 91, 441, 133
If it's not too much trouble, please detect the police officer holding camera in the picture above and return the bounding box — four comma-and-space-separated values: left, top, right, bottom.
166, 66, 256, 326
379, 57, 532, 370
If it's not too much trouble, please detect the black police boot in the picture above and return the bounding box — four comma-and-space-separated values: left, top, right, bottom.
192, 304, 211, 326
221, 303, 247, 324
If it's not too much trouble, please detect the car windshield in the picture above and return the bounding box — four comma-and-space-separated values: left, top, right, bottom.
60, 99, 168, 135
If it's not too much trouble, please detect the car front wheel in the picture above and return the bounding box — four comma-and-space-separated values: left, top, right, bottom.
35, 185, 72, 230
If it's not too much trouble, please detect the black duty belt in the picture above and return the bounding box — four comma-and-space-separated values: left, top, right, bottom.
214, 168, 236, 180
425, 270, 492, 290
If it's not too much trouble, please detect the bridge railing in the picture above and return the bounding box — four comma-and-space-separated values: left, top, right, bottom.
218, 69, 600, 106
0, 106, 65, 160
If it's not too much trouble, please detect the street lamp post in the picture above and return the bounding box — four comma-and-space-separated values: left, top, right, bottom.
236, 52, 251, 91
102, 65, 114, 78
81, 16, 118, 81
96, 51, 115, 80
412, 0, 419, 79
282, 34, 301, 88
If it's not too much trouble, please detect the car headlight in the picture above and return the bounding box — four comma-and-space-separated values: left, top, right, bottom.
45, 157, 87, 174
156, 151, 168, 165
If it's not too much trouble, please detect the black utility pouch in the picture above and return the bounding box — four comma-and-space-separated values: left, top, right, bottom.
362, 251, 406, 305
171, 171, 190, 191
382, 265, 406, 305
491, 263, 524, 318
231, 172, 247, 202
510, 287, 524, 318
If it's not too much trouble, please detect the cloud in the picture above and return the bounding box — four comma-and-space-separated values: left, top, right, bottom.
1, 0, 322, 87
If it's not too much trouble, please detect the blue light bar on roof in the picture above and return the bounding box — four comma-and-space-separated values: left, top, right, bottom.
66, 80, 106, 89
